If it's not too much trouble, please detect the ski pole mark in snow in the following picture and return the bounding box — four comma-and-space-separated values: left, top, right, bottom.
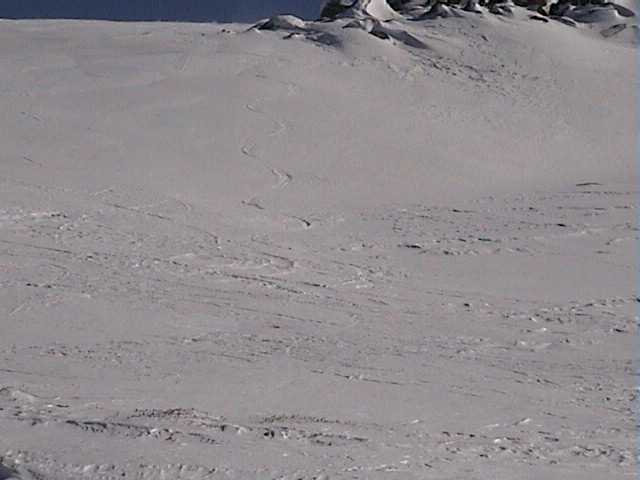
270, 168, 292, 190
240, 92, 294, 209
268, 119, 287, 137
240, 143, 259, 158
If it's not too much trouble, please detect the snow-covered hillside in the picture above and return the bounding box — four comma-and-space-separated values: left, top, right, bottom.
0, 1, 636, 478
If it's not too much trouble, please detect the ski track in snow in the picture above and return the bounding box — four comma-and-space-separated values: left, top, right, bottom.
240, 96, 294, 211
1, 179, 636, 478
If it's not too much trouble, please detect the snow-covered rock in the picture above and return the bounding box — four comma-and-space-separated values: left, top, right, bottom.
321, 0, 403, 20
254, 14, 307, 31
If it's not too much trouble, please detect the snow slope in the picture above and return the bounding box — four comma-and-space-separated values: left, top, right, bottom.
0, 2, 636, 479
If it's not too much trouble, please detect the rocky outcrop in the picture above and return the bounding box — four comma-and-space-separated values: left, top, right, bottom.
309, 0, 637, 42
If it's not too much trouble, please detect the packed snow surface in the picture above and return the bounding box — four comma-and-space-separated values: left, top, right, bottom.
0, 1, 636, 478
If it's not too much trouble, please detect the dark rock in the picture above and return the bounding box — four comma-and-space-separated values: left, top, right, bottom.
462, 0, 483, 12
601, 22, 627, 36
608, 2, 635, 17
321, 0, 358, 19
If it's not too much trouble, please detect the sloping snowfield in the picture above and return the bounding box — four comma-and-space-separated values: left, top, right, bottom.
0, 0, 637, 478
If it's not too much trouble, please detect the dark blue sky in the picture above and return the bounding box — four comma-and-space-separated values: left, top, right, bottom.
0, 1, 323, 22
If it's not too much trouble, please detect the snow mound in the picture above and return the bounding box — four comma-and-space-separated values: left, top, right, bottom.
488, 0, 517, 16
254, 14, 307, 31
421, 2, 457, 18
345, 17, 430, 46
